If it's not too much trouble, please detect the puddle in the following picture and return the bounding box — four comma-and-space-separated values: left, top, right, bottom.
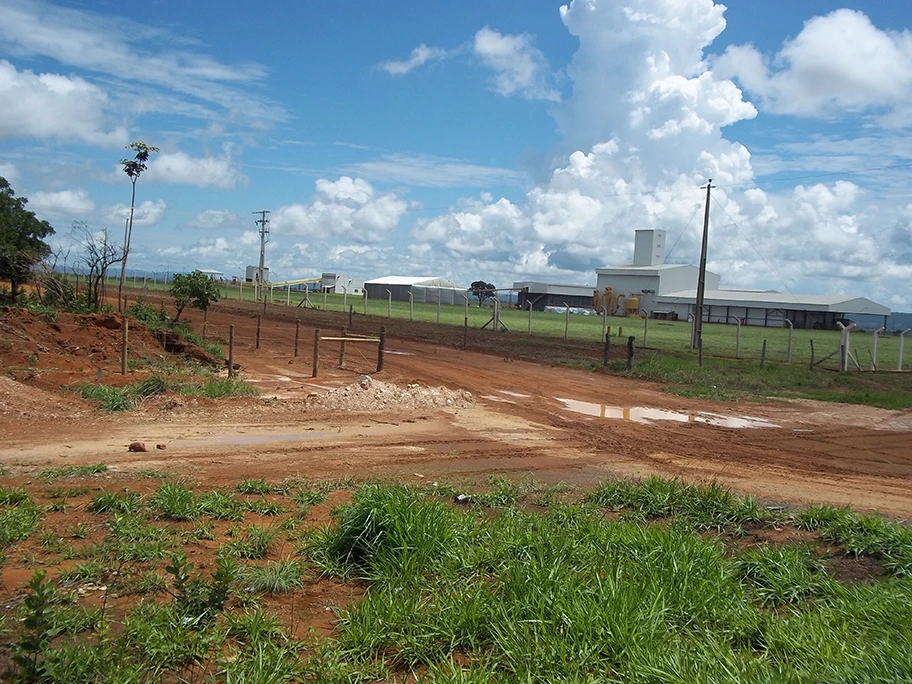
497, 390, 530, 398
171, 432, 330, 447
481, 395, 516, 403
386, 350, 413, 356
555, 398, 778, 429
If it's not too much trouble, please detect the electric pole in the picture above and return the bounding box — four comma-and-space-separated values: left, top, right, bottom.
253, 210, 270, 302
693, 179, 714, 356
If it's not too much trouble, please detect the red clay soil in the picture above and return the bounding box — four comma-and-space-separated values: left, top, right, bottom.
2, 295, 912, 516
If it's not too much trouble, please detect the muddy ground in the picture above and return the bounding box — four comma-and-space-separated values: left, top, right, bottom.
1, 296, 911, 517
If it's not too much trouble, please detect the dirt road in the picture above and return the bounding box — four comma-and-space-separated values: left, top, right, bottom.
2, 299, 911, 515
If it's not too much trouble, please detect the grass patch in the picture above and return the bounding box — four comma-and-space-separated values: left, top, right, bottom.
149, 482, 200, 521
239, 559, 303, 594
39, 464, 108, 480
77, 374, 257, 411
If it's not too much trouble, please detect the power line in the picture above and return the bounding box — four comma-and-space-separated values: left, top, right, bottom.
253, 209, 270, 302
710, 191, 800, 303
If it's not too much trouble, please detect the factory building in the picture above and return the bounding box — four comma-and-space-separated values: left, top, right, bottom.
364, 276, 465, 305
593, 230, 889, 329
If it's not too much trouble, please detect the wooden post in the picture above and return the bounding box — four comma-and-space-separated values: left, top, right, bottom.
202, 308, 208, 340
643, 314, 649, 348
436, 293, 441, 324
760, 339, 767, 368
408, 291, 413, 321
387, 290, 392, 318
736, 318, 742, 359
256, 315, 262, 349
463, 315, 468, 348
294, 320, 300, 357
528, 302, 533, 335
312, 329, 320, 378
286, 285, 291, 306
363, 291, 367, 315
603, 333, 610, 366
228, 325, 235, 378
809, 339, 815, 370
348, 305, 353, 328
618, 326, 623, 338
339, 327, 347, 366
377, 326, 386, 372
698, 338, 704, 368
120, 315, 128, 375
564, 304, 570, 339
626, 335, 635, 371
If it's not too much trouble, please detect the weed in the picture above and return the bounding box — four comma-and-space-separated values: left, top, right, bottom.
68, 523, 89, 539
221, 525, 279, 560
0, 485, 32, 506
76, 384, 134, 411
12, 570, 59, 682
240, 558, 304, 594
58, 560, 106, 584
198, 490, 244, 521
150, 482, 200, 520
164, 552, 237, 626
88, 489, 143, 514
241, 498, 285, 516
291, 488, 327, 508
734, 545, 831, 606
0, 503, 41, 547
236, 478, 275, 495
225, 607, 285, 644
135, 468, 175, 479
39, 463, 108, 480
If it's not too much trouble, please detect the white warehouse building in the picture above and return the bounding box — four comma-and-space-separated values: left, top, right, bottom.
594, 230, 889, 329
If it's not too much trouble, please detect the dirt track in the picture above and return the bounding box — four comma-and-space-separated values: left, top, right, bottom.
2, 298, 911, 516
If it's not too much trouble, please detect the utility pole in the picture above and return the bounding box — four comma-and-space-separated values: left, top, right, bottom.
253, 209, 270, 302
693, 178, 714, 352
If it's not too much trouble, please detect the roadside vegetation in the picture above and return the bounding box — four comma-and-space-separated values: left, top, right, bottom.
0, 472, 909, 682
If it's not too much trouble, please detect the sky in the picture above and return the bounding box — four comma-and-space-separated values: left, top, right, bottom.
1, 0, 911, 309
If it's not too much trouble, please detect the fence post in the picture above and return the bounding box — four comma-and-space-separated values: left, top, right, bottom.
294, 319, 300, 357
238, 279, 242, 300
348, 306, 353, 328
339, 327, 347, 366
785, 319, 793, 363
603, 333, 610, 366
872, 327, 885, 370
563, 303, 570, 339
377, 326, 386, 372
323, 288, 327, 310
228, 325, 235, 378
464, 294, 469, 324
387, 289, 392, 318
900, 329, 910, 371
286, 285, 291, 306
760, 339, 767, 368
527, 301, 533, 335
408, 291, 413, 321
809, 339, 815, 370
312, 329, 320, 378
202, 308, 208, 340
255, 315, 262, 349
121, 315, 128, 375
698, 337, 704, 368
363, 291, 367, 315
736, 318, 742, 359
626, 335, 635, 370
601, 307, 607, 341
643, 313, 649, 348
343, 289, 348, 312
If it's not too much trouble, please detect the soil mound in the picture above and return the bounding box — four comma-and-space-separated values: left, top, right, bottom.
0, 375, 85, 420
307, 377, 473, 412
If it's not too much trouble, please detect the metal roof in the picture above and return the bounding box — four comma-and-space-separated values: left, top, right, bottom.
364, 275, 464, 289
657, 289, 891, 315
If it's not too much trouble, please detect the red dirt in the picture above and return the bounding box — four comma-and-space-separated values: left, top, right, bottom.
2, 297, 911, 517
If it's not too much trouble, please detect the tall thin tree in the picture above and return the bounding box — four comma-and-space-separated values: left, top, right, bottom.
117, 141, 158, 310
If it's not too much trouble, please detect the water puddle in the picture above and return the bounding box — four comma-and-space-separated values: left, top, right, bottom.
386, 350, 413, 356
497, 390, 530, 398
555, 398, 778, 429
171, 432, 330, 448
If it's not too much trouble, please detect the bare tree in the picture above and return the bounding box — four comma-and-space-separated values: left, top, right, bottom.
73, 223, 124, 312
117, 141, 158, 310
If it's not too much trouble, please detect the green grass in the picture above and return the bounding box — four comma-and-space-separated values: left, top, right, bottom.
3, 475, 912, 682
38, 464, 109, 480
77, 375, 258, 411
300, 482, 912, 681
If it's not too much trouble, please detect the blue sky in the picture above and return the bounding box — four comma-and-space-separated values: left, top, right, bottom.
1, 0, 911, 309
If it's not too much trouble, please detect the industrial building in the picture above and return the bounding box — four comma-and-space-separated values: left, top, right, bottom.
592, 230, 889, 329
245, 265, 269, 284
514, 282, 597, 311
364, 276, 465, 304
321, 273, 364, 295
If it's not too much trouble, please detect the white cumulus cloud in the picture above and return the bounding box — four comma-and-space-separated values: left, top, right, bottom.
272, 177, 408, 243
0, 59, 127, 146
105, 199, 167, 227
715, 9, 912, 121
473, 27, 560, 102
144, 145, 244, 189
29, 188, 95, 219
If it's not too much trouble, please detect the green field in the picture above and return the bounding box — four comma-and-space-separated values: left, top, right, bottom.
2, 475, 910, 682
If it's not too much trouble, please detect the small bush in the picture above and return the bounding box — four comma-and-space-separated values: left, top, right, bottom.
240, 559, 303, 594
150, 483, 199, 521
